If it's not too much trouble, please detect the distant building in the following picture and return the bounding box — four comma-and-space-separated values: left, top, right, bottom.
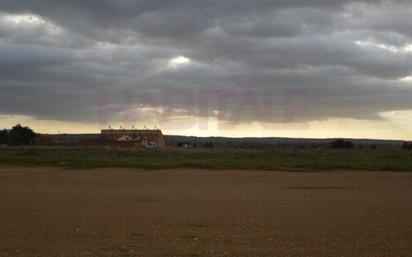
100, 129, 166, 149
33, 134, 53, 145
177, 142, 193, 148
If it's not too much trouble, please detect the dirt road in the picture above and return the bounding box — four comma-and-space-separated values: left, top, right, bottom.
0, 167, 411, 257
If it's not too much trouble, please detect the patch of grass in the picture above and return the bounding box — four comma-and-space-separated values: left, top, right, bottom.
0, 147, 411, 171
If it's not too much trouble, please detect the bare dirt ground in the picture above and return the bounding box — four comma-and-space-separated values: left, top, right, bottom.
0, 167, 411, 257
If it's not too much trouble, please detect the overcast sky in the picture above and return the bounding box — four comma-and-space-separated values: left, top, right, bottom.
1, 0, 412, 139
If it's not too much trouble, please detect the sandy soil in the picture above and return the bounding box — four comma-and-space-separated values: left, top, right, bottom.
0, 167, 411, 257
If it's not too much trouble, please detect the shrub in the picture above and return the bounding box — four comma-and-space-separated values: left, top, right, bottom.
0, 129, 8, 145
330, 139, 354, 149
402, 141, 412, 150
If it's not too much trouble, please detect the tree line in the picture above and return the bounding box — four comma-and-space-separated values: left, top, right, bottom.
0, 125, 36, 146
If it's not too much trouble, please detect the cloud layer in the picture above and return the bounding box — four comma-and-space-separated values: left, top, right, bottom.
1, 0, 412, 127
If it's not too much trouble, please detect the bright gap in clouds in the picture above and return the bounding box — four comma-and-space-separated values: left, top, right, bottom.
2, 13, 45, 25
0, 12, 62, 35
354, 40, 412, 53
168, 56, 190, 68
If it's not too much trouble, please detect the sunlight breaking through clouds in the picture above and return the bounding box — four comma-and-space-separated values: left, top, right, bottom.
168, 56, 190, 68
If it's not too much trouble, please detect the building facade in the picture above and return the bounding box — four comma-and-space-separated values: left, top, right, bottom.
100, 129, 166, 149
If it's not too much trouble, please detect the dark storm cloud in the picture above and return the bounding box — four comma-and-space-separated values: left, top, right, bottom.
1, 0, 412, 124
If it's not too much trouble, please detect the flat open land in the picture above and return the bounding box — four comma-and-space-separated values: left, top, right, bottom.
1, 167, 412, 257
2, 148, 412, 171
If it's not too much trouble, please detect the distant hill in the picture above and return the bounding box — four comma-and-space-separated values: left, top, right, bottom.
165, 135, 403, 148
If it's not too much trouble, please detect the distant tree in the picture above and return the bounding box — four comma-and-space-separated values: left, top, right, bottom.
370, 144, 377, 149
7, 124, 36, 146
204, 141, 214, 148
330, 139, 354, 149
402, 141, 412, 150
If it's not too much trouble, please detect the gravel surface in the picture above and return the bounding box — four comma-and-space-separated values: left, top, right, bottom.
1, 167, 411, 257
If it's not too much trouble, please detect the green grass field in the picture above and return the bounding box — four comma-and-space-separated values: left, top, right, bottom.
1, 147, 412, 171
